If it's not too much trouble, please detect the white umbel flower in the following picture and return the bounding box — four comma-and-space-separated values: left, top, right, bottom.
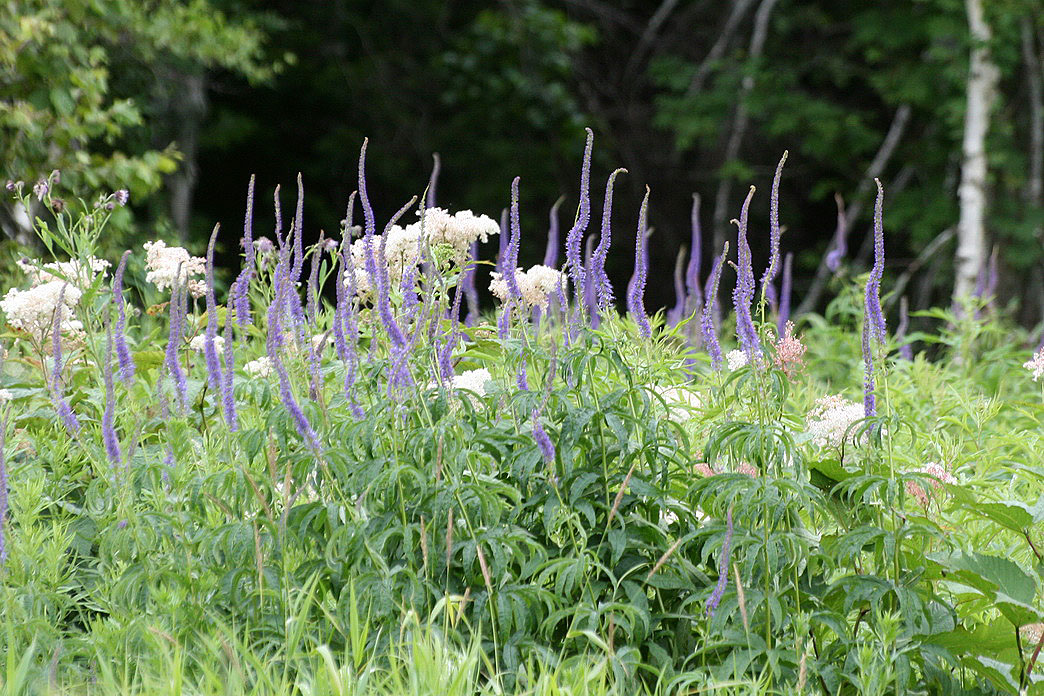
1, 280, 82, 335
1025, 349, 1044, 382
726, 349, 748, 371
806, 394, 865, 448
243, 357, 275, 378
143, 240, 206, 293
489, 265, 566, 309
421, 208, 499, 251
189, 335, 224, 354
17, 256, 111, 288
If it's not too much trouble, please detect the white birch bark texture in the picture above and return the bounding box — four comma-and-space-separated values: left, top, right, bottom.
954, 0, 1000, 302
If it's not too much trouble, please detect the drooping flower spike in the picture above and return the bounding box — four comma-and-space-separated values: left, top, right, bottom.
732, 186, 760, 359
592, 168, 626, 311
544, 195, 565, 268
685, 192, 703, 315
234, 174, 256, 329
701, 243, 729, 370
705, 506, 734, 617
203, 224, 223, 394
627, 187, 652, 338
760, 151, 788, 307
426, 153, 441, 209
112, 250, 135, 384
564, 128, 594, 300
824, 192, 848, 273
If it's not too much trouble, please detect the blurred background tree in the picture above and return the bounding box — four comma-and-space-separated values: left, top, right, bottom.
3, 0, 1042, 330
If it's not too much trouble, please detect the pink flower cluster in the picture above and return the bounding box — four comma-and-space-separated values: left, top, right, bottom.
771, 321, 806, 376
904, 462, 957, 508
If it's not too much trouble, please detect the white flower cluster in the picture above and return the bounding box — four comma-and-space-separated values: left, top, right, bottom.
343, 207, 498, 298
0, 388, 13, 403
489, 265, 566, 308
449, 367, 492, 396
420, 207, 499, 251
806, 394, 865, 448
655, 385, 703, 422
1025, 348, 1044, 382
17, 256, 110, 288
189, 335, 225, 354
243, 356, 275, 378
0, 281, 83, 336
143, 240, 207, 297
726, 349, 749, 371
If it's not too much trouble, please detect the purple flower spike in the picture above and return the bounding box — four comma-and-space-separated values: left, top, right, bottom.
505, 177, 524, 303
334, 229, 364, 418
583, 234, 599, 329
592, 168, 626, 311
760, 152, 788, 304
866, 179, 886, 344
685, 193, 703, 314
544, 196, 564, 268
824, 193, 848, 273
777, 252, 793, 335
292, 173, 305, 285
273, 184, 284, 250
426, 153, 441, 209
112, 250, 135, 384
531, 409, 555, 463
706, 506, 733, 618
306, 231, 324, 327
51, 284, 80, 434
701, 243, 729, 370
377, 198, 416, 350
165, 274, 189, 412
732, 186, 761, 359
221, 291, 238, 430
862, 319, 876, 420
235, 176, 256, 330
668, 245, 687, 327
463, 241, 480, 326
565, 128, 594, 299
627, 187, 652, 338
203, 224, 223, 393
102, 310, 121, 467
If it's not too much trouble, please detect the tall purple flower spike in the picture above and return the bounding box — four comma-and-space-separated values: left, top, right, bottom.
760, 152, 788, 306
701, 243, 729, 370
733, 186, 760, 359
544, 196, 564, 268
896, 296, 913, 361
165, 273, 189, 412
626, 187, 652, 338
306, 231, 324, 327
102, 309, 121, 467
463, 241, 480, 326
583, 234, 599, 329
505, 177, 524, 303
668, 245, 687, 327
824, 193, 848, 273
267, 235, 321, 452
866, 179, 886, 344
112, 250, 135, 384
291, 173, 305, 286
221, 291, 239, 430
51, 284, 80, 434
565, 128, 594, 300
862, 180, 886, 420
777, 251, 793, 335
234, 175, 256, 329
203, 224, 223, 393
531, 409, 555, 463
426, 153, 441, 208
592, 168, 626, 310
334, 213, 365, 418
685, 193, 703, 316
706, 506, 734, 618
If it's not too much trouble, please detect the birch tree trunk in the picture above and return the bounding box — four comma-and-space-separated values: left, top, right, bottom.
953, 0, 1000, 302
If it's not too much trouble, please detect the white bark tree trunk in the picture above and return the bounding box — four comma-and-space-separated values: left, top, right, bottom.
953, 0, 1000, 302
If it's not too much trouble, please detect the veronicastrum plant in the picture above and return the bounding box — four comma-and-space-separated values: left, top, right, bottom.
1, 133, 1043, 695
